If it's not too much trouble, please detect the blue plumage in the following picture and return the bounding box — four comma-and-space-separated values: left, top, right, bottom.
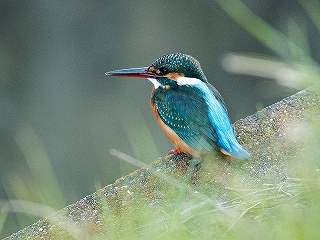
152, 76, 249, 159
193, 80, 250, 159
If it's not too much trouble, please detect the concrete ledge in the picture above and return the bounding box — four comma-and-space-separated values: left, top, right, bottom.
4, 89, 320, 239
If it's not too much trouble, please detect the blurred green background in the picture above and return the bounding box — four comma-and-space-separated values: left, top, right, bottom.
1, 0, 319, 237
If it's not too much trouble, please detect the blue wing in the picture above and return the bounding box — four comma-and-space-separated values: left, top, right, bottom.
152, 81, 249, 159
154, 87, 218, 152
197, 81, 250, 159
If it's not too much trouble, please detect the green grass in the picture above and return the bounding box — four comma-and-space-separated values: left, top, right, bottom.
104, 149, 320, 240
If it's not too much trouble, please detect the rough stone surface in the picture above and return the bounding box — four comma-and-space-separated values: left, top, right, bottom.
4, 89, 320, 239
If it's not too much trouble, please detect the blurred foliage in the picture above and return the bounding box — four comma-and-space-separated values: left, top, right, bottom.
1, 0, 320, 238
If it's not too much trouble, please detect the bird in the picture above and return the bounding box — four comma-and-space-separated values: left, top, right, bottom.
105, 53, 249, 159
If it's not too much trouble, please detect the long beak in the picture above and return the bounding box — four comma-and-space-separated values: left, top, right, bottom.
105, 67, 157, 78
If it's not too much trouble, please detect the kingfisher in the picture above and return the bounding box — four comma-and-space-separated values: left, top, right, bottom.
105, 53, 249, 159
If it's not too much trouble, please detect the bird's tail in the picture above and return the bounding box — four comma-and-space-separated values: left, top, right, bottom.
220, 142, 250, 159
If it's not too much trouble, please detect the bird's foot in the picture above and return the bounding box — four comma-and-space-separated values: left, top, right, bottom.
166, 150, 202, 165
166, 149, 185, 156
166, 149, 190, 162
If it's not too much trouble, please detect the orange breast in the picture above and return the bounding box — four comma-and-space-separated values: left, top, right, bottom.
150, 97, 201, 157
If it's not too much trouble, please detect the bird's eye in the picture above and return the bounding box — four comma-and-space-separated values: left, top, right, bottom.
160, 67, 169, 75
156, 67, 169, 75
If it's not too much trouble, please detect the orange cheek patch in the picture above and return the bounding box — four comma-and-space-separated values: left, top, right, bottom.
165, 73, 184, 81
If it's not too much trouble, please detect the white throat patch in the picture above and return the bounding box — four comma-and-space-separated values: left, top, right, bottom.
147, 78, 161, 89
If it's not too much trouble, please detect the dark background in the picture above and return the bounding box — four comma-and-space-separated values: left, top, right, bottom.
0, 0, 318, 237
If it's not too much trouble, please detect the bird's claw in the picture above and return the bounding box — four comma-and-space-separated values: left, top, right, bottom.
166, 149, 185, 156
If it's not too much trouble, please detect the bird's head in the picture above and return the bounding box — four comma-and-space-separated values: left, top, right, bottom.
105, 53, 208, 89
